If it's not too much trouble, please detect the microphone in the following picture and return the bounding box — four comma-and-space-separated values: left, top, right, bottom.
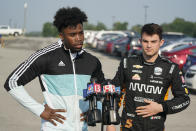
103, 85, 115, 94
83, 80, 121, 126
102, 84, 120, 125
93, 83, 102, 109
87, 83, 94, 96
83, 78, 102, 126
110, 86, 121, 125
84, 82, 96, 126
113, 87, 121, 112
82, 83, 93, 101
91, 80, 102, 123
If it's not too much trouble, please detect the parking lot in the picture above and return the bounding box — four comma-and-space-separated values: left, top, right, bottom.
0, 37, 196, 131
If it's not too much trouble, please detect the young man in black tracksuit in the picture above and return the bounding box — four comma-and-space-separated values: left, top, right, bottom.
111, 23, 190, 131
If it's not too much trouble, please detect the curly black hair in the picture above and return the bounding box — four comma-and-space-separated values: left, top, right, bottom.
53, 7, 88, 32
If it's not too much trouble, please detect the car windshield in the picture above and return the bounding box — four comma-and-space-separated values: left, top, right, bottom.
160, 40, 173, 48
107, 35, 123, 42
100, 34, 122, 41
171, 44, 191, 52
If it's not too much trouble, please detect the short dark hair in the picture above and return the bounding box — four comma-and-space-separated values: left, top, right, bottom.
53, 7, 88, 32
141, 23, 163, 40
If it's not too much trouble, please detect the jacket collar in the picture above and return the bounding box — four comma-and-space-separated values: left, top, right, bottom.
140, 54, 161, 65
58, 39, 85, 59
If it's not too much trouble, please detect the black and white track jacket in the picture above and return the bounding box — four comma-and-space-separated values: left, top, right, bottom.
4, 40, 105, 131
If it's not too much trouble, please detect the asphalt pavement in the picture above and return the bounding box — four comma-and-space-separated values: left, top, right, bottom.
0, 37, 195, 131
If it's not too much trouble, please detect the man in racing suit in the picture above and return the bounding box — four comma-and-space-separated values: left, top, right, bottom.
4, 7, 105, 131
111, 23, 190, 131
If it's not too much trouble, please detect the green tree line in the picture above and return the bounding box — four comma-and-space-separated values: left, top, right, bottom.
42, 21, 129, 37
131, 18, 196, 38
42, 18, 196, 37
42, 22, 58, 37
162, 18, 196, 37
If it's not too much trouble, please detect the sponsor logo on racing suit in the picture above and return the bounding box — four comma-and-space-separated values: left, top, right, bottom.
129, 82, 163, 94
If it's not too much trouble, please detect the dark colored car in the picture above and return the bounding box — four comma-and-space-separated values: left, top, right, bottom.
128, 44, 142, 56
162, 32, 186, 42
96, 34, 122, 51
183, 54, 196, 74
104, 35, 126, 54
113, 36, 141, 57
112, 36, 131, 56
161, 44, 196, 70
127, 37, 142, 56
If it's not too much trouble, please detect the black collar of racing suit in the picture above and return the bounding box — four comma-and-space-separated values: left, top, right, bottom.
140, 54, 161, 65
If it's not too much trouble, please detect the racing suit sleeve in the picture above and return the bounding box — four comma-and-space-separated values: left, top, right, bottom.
4, 51, 48, 117
161, 64, 190, 114
91, 58, 105, 83
111, 58, 126, 87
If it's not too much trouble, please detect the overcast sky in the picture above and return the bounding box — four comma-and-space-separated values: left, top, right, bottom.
1, 0, 196, 32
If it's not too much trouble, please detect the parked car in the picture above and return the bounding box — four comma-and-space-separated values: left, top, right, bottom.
162, 32, 186, 42
183, 54, 196, 74
84, 30, 98, 44
177, 37, 196, 44
104, 35, 125, 54
112, 36, 131, 56
160, 41, 193, 53
160, 37, 196, 53
161, 45, 196, 70
128, 44, 142, 56
91, 31, 127, 48
159, 32, 186, 52
0, 25, 23, 36
113, 36, 141, 57
127, 37, 142, 56
185, 65, 196, 91
96, 34, 122, 51
96, 35, 112, 51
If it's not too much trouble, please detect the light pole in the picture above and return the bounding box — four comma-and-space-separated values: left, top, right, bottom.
23, 2, 27, 35
112, 16, 115, 24
144, 5, 149, 24
9, 19, 12, 27
112, 16, 115, 30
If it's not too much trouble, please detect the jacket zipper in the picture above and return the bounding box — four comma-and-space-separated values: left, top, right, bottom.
69, 50, 79, 131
